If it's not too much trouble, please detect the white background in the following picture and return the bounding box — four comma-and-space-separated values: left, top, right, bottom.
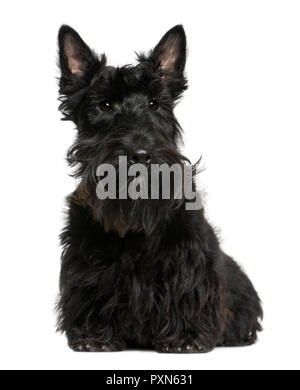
0, 0, 299, 370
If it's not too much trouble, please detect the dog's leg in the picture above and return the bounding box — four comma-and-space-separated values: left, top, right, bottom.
58, 254, 126, 353
216, 254, 263, 347
151, 210, 263, 353
156, 344, 213, 354
149, 214, 223, 354
154, 315, 218, 354
57, 200, 126, 352
68, 337, 124, 352
58, 249, 126, 353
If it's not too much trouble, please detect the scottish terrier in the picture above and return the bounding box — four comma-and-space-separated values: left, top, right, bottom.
56, 24, 262, 353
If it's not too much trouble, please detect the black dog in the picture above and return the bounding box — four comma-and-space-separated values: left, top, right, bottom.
56, 25, 262, 352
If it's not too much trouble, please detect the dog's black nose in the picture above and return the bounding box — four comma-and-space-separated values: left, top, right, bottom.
129, 150, 152, 164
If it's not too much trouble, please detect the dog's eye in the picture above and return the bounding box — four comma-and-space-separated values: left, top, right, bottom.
99, 101, 112, 112
149, 100, 159, 111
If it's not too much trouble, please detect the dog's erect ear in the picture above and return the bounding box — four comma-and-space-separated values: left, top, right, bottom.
58, 26, 105, 122
58, 25, 99, 78
150, 25, 186, 77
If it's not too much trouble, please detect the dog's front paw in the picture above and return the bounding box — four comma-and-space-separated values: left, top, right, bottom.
156, 343, 213, 353
69, 340, 123, 352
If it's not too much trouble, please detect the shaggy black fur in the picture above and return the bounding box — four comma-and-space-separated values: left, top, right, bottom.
56, 25, 263, 353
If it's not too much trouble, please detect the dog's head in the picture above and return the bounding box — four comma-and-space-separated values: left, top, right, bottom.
58, 25, 190, 235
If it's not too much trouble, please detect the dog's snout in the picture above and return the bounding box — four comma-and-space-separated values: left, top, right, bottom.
129, 149, 152, 165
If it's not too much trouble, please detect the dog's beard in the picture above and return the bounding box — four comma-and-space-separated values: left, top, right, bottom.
76, 167, 185, 236
98, 198, 182, 236
73, 147, 193, 236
